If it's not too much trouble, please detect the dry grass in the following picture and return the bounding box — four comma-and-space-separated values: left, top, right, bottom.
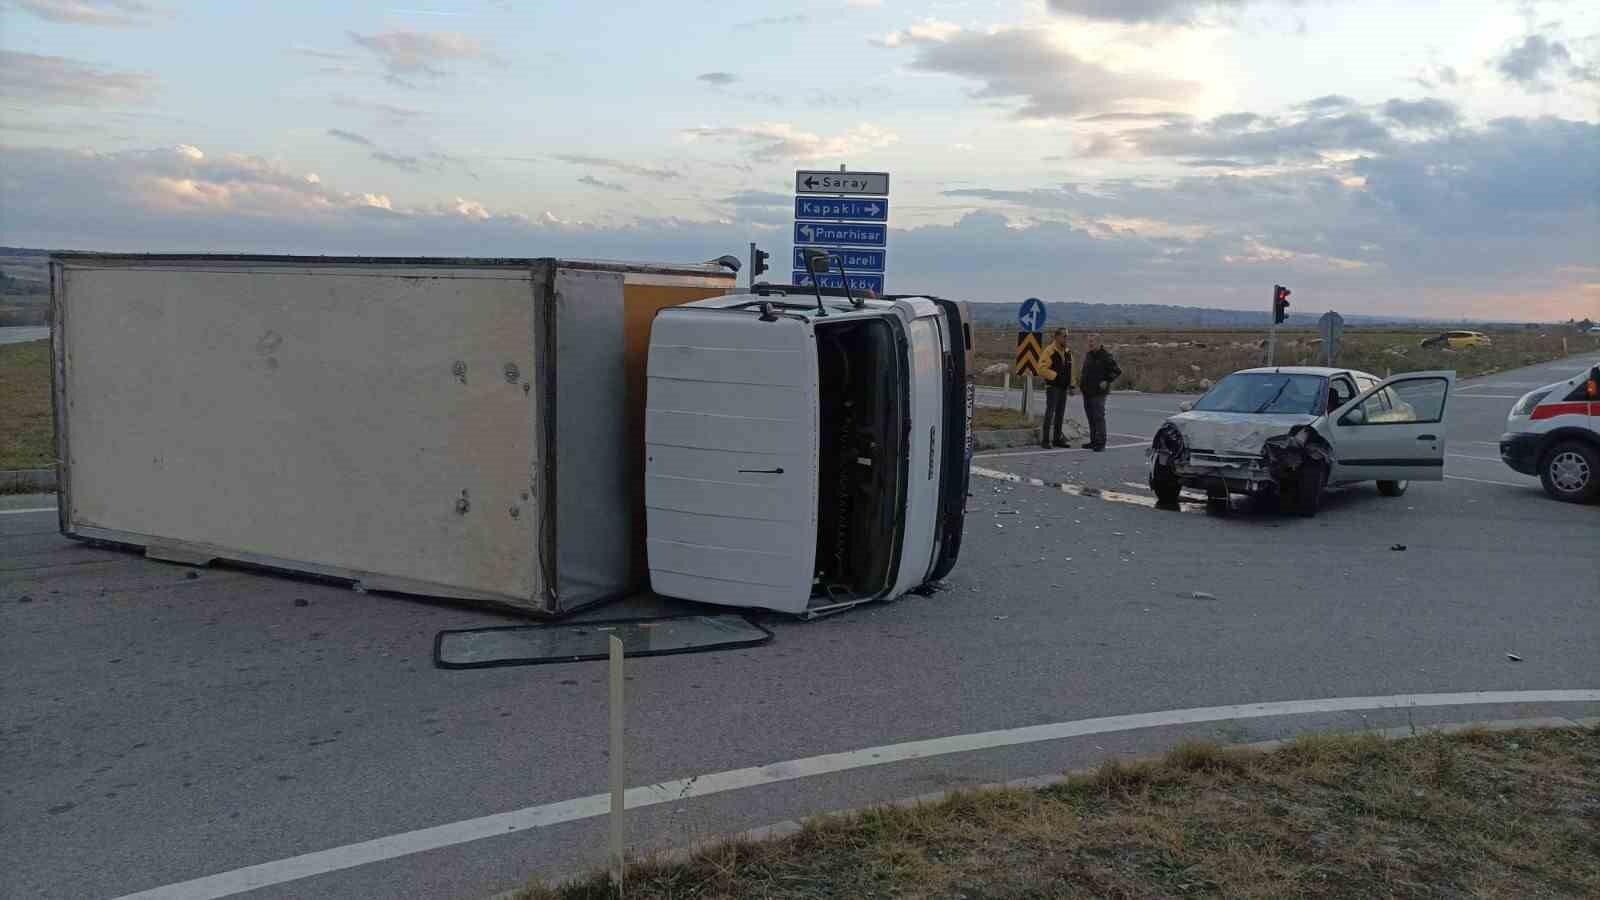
974, 329, 1600, 393
513, 725, 1600, 899
973, 406, 1038, 431
0, 338, 53, 470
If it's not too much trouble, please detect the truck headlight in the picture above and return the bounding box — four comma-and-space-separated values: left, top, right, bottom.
1510, 390, 1549, 418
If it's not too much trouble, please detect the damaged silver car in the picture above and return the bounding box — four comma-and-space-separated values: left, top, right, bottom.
1148, 366, 1456, 516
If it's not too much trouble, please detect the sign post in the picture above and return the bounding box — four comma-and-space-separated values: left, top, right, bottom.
1318, 311, 1345, 366
1014, 299, 1047, 415
794, 168, 891, 294
608, 635, 626, 891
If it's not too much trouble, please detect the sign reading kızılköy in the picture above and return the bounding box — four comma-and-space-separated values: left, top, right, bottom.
792, 271, 884, 294
1014, 331, 1046, 376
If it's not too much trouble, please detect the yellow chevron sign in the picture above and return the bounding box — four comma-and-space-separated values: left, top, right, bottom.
1014, 331, 1045, 376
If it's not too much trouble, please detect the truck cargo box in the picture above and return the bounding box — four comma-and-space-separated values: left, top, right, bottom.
49, 254, 734, 615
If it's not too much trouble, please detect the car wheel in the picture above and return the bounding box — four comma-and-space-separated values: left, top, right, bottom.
1377, 479, 1408, 497
1151, 464, 1181, 509
1294, 464, 1326, 517
1540, 440, 1600, 503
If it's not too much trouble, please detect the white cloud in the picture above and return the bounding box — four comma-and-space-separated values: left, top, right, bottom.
682, 122, 897, 161
0, 50, 156, 106
347, 30, 494, 80
875, 24, 1196, 119
11, 0, 164, 26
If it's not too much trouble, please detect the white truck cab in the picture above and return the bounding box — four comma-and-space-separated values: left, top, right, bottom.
1500, 364, 1600, 503
645, 286, 974, 616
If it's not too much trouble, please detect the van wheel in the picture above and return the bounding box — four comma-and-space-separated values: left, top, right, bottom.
1377, 480, 1408, 497
1540, 440, 1600, 503
1294, 464, 1326, 517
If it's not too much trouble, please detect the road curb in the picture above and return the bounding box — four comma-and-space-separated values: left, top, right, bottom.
504, 714, 1596, 897
0, 468, 56, 494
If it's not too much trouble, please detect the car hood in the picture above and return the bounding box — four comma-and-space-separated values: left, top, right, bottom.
1167, 410, 1319, 456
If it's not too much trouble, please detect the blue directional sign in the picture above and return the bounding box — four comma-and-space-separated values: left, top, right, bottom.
793, 271, 885, 294
794, 221, 886, 247
1018, 297, 1047, 332
792, 247, 886, 273
794, 197, 889, 222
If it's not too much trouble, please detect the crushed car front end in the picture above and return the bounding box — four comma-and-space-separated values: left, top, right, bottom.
1149, 412, 1321, 497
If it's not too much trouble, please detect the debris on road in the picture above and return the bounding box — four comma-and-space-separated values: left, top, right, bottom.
293, 598, 309, 608
1390, 544, 1407, 551
1506, 652, 1523, 662
16, 594, 33, 604
1187, 591, 1218, 601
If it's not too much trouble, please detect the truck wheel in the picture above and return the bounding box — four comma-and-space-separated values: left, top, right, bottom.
1540, 440, 1600, 503
1293, 464, 1326, 517
1377, 480, 1408, 497
1151, 465, 1181, 509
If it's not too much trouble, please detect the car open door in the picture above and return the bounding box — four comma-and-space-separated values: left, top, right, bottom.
644, 306, 820, 614
1323, 370, 1455, 483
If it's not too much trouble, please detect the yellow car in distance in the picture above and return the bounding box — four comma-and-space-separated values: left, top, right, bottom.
1420, 330, 1492, 350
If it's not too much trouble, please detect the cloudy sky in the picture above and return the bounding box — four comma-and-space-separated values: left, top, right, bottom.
1, 0, 1596, 318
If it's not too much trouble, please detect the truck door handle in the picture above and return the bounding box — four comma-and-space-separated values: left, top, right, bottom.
1417, 435, 1436, 441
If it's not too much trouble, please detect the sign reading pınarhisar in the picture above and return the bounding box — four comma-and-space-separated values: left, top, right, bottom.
795, 170, 890, 196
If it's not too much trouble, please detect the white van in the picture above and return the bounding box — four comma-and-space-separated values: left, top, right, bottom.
646, 287, 974, 616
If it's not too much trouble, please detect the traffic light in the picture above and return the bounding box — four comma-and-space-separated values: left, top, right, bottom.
751, 245, 770, 279
1273, 284, 1291, 324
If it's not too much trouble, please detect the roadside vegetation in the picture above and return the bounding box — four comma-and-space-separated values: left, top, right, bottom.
0, 338, 53, 470
973, 406, 1037, 431
974, 328, 1600, 394
516, 725, 1599, 899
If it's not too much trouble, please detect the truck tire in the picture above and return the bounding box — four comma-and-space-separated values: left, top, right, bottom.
1293, 464, 1326, 518
1376, 480, 1408, 497
1540, 440, 1600, 503
1151, 464, 1181, 509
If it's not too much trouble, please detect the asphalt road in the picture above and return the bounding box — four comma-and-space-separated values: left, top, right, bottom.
4, 353, 1597, 900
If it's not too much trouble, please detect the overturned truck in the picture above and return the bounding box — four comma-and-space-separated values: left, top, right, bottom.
49, 254, 973, 617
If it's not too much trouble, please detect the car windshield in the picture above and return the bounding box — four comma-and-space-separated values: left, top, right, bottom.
1193, 373, 1328, 415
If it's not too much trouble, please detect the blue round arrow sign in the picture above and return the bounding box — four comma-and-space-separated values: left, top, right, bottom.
1018, 297, 1046, 333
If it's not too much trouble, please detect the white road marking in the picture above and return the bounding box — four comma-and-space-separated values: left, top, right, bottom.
0, 506, 56, 516
1447, 453, 1505, 462
1446, 474, 1531, 488
1450, 394, 1521, 400
113, 689, 1600, 900
974, 441, 1144, 460
972, 465, 1167, 509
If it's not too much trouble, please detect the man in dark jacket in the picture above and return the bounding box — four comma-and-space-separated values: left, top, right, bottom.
1080, 334, 1121, 451
1040, 328, 1074, 448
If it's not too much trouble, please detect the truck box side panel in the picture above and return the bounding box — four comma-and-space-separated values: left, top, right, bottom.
57, 261, 541, 605
548, 266, 632, 610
